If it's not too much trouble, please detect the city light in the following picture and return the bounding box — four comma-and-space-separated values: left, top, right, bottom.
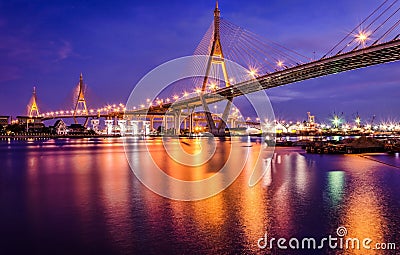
332, 115, 341, 128
355, 116, 361, 126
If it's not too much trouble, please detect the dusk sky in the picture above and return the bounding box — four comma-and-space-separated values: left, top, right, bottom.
0, 0, 399, 123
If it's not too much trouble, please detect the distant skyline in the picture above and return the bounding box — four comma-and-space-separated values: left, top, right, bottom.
0, 0, 399, 123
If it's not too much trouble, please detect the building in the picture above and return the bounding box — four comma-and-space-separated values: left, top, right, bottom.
52, 120, 67, 135
16, 116, 43, 124
0, 116, 10, 127
67, 124, 86, 135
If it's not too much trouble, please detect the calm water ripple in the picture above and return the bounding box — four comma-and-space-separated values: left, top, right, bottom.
0, 138, 399, 254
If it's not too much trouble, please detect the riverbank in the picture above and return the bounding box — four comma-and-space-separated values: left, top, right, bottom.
303, 136, 400, 154
0, 134, 121, 140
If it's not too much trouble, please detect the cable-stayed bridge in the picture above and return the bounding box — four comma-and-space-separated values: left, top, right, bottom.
21, 0, 400, 135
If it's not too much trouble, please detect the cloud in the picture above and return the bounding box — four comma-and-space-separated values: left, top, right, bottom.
0, 33, 76, 79
56, 40, 73, 61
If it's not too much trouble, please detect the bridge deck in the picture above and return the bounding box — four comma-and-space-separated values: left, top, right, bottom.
146, 39, 400, 113
217, 38, 400, 97
39, 39, 400, 119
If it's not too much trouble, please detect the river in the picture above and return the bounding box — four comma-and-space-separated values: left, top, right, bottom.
0, 137, 399, 254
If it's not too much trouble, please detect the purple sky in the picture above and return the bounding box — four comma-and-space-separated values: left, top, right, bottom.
0, 0, 399, 123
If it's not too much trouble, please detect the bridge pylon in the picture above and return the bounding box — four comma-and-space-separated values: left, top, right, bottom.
73, 73, 89, 126
28, 86, 40, 117
200, 1, 232, 135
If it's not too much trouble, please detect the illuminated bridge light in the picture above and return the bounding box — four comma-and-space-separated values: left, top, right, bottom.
357, 32, 368, 42
247, 67, 258, 78
355, 30, 370, 46
173, 95, 179, 101
209, 82, 217, 91
277, 60, 284, 67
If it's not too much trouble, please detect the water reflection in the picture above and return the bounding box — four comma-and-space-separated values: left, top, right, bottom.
326, 170, 345, 207
0, 138, 399, 254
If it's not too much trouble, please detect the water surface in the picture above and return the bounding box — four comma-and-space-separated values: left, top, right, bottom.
0, 138, 399, 254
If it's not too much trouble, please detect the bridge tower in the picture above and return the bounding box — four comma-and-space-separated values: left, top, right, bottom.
28, 86, 40, 117
200, 1, 232, 135
73, 73, 89, 126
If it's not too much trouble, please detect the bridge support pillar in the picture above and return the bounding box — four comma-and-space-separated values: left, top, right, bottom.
189, 113, 193, 135
163, 116, 168, 133
230, 117, 236, 129
200, 94, 217, 134
150, 116, 154, 132
218, 97, 233, 134
173, 111, 181, 136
